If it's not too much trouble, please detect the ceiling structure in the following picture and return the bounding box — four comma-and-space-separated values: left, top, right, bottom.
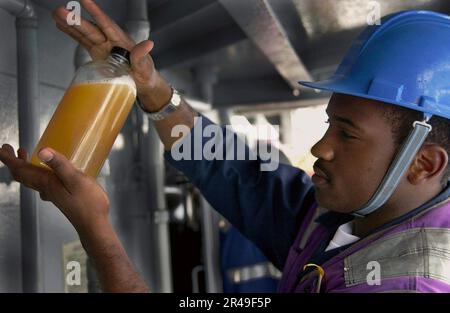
34, 0, 450, 109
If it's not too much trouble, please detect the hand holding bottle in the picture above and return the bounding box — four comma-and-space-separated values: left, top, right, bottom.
0, 145, 110, 235
54, 0, 198, 153
52, 0, 172, 111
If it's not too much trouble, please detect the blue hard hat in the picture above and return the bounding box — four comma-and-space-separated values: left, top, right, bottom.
299, 10, 450, 120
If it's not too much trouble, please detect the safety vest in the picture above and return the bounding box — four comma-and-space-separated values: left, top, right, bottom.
278, 198, 450, 293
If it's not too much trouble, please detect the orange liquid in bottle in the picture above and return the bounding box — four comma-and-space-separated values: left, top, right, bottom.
31, 79, 136, 178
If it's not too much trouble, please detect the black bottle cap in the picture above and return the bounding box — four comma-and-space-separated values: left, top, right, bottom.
110, 46, 131, 63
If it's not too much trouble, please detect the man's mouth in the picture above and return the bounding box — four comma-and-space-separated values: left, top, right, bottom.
312, 164, 331, 187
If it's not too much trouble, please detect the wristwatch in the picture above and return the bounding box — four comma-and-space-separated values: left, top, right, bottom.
137, 87, 182, 121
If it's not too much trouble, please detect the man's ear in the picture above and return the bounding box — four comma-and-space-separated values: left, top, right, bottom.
407, 144, 448, 185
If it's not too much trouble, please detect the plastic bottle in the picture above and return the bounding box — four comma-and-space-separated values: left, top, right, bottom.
31, 47, 137, 178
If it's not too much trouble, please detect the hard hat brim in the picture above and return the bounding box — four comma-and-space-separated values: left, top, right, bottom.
299, 78, 402, 106
298, 79, 450, 119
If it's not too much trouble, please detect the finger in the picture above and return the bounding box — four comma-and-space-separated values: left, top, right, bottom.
53, 7, 106, 45
130, 41, 156, 84
80, 0, 125, 41
0, 144, 18, 167
17, 148, 28, 161
55, 21, 94, 51
14, 166, 49, 191
0, 147, 49, 191
1, 144, 16, 156
37, 148, 80, 191
130, 40, 155, 67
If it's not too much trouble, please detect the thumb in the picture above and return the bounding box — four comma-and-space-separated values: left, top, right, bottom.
130, 40, 154, 67
38, 148, 80, 189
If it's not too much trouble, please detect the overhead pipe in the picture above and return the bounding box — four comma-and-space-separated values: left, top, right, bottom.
124, 0, 151, 44
0, 0, 41, 292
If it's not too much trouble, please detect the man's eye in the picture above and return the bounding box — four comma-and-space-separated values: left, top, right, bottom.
340, 131, 357, 139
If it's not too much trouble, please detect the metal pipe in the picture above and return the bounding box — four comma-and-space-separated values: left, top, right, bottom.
146, 123, 173, 292
0, 0, 35, 18
197, 65, 223, 293
0, 0, 40, 293
125, 0, 150, 44
200, 198, 223, 293
125, 0, 173, 292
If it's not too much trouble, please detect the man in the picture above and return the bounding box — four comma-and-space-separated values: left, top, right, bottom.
1, 1, 449, 292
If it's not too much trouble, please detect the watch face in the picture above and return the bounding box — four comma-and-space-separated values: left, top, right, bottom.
172, 91, 182, 107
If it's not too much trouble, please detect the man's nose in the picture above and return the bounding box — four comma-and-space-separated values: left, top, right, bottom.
311, 135, 334, 161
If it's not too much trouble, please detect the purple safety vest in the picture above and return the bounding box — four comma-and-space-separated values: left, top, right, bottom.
278, 198, 450, 293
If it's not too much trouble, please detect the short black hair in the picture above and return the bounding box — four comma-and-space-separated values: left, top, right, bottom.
381, 104, 450, 187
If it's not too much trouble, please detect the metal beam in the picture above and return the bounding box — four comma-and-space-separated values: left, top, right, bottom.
302, 27, 363, 80
219, 0, 312, 92
149, 0, 216, 31
151, 2, 235, 52
266, 0, 309, 55
153, 23, 246, 69
212, 77, 324, 107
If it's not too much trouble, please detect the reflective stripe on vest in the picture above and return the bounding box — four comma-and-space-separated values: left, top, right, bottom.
227, 262, 282, 284
344, 227, 450, 287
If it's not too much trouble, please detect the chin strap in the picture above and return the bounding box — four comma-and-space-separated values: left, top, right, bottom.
352, 116, 433, 218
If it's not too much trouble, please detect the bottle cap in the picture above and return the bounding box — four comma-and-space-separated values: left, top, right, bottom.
110, 46, 131, 63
